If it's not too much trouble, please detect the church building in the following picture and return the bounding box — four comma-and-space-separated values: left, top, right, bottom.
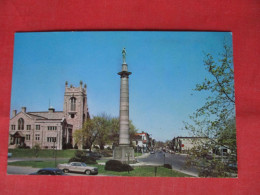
8, 81, 90, 150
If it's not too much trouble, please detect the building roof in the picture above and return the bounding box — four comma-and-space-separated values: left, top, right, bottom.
27, 111, 64, 120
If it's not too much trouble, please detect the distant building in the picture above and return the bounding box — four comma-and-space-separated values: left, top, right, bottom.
9, 81, 90, 150
132, 132, 152, 152
172, 136, 209, 152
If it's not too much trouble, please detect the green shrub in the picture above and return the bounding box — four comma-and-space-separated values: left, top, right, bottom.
100, 150, 113, 157
69, 150, 97, 164
69, 156, 97, 164
105, 160, 133, 172
163, 164, 172, 169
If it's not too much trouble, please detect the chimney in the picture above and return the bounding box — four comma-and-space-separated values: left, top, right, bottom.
49, 107, 55, 113
12, 110, 17, 117
21, 107, 26, 113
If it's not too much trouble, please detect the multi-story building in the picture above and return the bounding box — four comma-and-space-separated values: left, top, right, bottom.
172, 136, 209, 152
8, 81, 90, 150
132, 131, 152, 152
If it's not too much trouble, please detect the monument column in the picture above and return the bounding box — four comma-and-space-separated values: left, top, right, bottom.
113, 48, 135, 163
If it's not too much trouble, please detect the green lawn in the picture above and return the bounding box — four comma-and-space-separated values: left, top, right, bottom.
8, 149, 145, 158
8, 149, 77, 158
8, 160, 68, 168
8, 160, 191, 177
134, 152, 143, 157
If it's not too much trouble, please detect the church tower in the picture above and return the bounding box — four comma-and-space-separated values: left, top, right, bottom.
63, 81, 89, 135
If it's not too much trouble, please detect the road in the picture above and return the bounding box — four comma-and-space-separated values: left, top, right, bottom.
7, 166, 101, 176
137, 151, 199, 177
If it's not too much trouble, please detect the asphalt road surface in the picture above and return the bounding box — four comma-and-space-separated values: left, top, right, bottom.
137, 151, 198, 176
7, 166, 100, 176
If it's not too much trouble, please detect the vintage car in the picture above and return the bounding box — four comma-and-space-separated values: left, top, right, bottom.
57, 162, 98, 175
29, 168, 66, 175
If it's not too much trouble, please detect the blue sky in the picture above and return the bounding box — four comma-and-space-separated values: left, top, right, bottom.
11, 31, 233, 141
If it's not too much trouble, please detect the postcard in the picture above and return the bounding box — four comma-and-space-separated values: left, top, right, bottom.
7, 31, 237, 177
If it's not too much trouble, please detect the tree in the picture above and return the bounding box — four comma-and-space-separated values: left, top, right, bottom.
94, 113, 111, 150
32, 144, 41, 158
108, 117, 138, 146
73, 114, 138, 151
184, 42, 236, 176
73, 118, 99, 151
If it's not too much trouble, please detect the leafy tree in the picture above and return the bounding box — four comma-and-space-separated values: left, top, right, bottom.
109, 117, 120, 146
94, 113, 111, 150
32, 144, 41, 158
73, 118, 98, 151
73, 114, 138, 150
184, 42, 237, 176
108, 117, 138, 146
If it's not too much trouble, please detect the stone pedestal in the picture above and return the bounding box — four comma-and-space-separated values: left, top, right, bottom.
113, 146, 135, 163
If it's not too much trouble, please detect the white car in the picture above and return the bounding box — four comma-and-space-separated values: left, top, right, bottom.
57, 162, 98, 175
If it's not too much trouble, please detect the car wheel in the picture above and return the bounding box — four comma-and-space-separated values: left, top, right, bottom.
63, 169, 69, 173
85, 170, 91, 175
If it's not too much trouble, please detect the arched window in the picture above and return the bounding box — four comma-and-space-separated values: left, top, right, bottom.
18, 118, 24, 130
70, 97, 76, 111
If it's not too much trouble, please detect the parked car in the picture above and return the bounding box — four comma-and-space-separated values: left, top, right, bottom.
29, 168, 66, 175
86, 151, 102, 159
8, 153, 12, 158
228, 162, 237, 171
150, 151, 155, 154
58, 162, 98, 175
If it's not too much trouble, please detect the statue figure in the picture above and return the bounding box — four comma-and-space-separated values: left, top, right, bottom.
122, 48, 126, 64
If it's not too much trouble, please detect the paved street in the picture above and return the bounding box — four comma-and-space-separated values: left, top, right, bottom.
7, 166, 101, 176
137, 151, 199, 177
7, 152, 198, 177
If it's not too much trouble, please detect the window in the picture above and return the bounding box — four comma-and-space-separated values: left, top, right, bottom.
35, 134, 40, 141
26, 134, 30, 141
18, 118, 24, 130
48, 126, 57, 130
47, 137, 57, 142
70, 97, 76, 111
11, 125, 15, 130
36, 125, 40, 130
27, 125, 31, 130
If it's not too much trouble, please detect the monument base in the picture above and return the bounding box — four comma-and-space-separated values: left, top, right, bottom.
113, 145, 136, 163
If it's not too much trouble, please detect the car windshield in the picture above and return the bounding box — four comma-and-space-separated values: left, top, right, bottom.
81, 163, 87, 167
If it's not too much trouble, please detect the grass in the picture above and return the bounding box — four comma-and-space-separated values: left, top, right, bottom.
8, 149, 78, 158
8, 160, 191, 177
8, 149, 146, 158
134, 152, 143, 157
8, 160, 68, 168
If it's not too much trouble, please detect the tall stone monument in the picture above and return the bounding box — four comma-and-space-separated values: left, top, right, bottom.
113, 48, 135, 163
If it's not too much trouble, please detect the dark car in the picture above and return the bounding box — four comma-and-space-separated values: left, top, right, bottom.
29, 168, 66, 175
228, 162, 237, 171
86, 152, 102, 159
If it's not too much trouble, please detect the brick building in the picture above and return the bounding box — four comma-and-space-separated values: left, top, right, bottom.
8, 81, 90, 150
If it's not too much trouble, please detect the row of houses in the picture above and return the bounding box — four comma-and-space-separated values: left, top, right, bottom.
169, 136, 231, 155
